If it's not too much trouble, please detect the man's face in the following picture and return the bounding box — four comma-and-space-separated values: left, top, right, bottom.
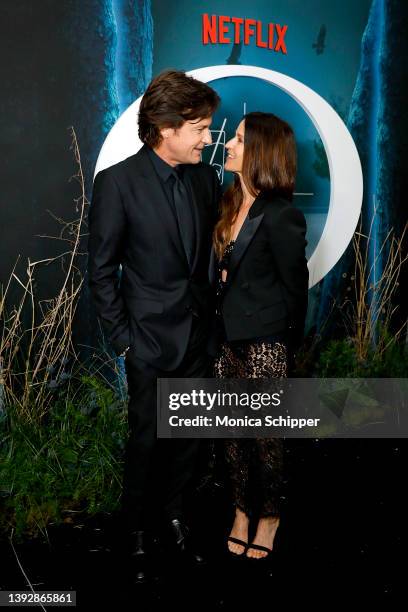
158, 117, 213, 165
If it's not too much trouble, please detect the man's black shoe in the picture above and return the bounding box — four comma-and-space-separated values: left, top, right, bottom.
167, 519, 207, 565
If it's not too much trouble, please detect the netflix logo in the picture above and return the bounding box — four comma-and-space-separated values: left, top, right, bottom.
202, 14, 288, 54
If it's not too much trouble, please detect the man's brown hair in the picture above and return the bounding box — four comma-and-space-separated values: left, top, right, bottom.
138, 69, 220, 148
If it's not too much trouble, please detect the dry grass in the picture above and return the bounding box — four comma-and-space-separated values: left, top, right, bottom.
340, 208, 407, 361
0, 128, 89, 423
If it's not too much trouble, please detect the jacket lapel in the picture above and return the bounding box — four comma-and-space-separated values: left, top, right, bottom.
225, 195, 266, 285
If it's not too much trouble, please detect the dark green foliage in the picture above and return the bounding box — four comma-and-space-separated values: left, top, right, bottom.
0, 376, 128, 541
316, 337, 408, 377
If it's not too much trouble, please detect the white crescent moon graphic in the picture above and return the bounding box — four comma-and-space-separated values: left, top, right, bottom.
95, 65, 363, 288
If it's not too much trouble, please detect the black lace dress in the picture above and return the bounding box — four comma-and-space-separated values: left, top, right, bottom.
213, 240, 287, 518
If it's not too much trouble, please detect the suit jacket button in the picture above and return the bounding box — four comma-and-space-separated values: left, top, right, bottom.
245, 311, 252, 316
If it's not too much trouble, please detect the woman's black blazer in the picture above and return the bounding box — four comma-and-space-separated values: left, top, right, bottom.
210, 193, 309, 350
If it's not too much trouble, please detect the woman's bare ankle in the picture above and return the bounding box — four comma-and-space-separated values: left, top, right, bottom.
235, 507, 249, 524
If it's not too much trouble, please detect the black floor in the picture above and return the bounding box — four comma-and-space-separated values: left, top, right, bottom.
1, 439, 404, 608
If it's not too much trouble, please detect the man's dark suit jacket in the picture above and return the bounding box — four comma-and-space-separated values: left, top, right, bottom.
88, 144, 221, 370
209, 193, 309, 351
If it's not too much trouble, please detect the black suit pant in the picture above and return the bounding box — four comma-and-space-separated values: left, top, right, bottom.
121, 316, 210, 531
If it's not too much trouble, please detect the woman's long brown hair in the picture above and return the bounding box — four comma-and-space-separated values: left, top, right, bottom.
213, 112, 297, 259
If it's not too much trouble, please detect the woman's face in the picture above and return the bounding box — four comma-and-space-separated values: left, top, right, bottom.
224, 119, 245, 173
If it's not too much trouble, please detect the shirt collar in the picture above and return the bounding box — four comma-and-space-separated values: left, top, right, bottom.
147, 146, 180, 182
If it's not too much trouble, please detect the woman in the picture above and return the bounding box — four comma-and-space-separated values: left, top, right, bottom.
212, 112, 309, 559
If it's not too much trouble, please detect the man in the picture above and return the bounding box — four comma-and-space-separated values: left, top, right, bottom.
88, 70, 221, 582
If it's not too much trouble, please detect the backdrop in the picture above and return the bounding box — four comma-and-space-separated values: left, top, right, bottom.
1, 0, 407, 358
